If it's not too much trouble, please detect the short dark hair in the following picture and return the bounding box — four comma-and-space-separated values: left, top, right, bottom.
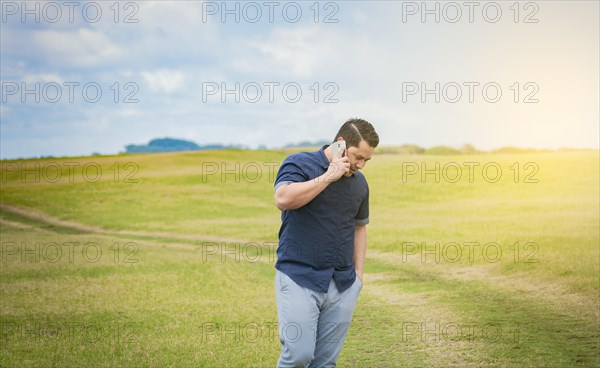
333, 118, 379, 149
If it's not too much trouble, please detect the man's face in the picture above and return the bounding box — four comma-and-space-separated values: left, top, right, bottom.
345, 140, 374, 176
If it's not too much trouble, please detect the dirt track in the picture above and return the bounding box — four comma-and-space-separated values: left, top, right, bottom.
0, 202, 248, 244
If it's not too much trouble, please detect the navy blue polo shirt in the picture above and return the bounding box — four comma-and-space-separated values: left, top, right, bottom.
274, 145, 370, 293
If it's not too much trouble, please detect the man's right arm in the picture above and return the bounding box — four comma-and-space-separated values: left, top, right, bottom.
275, 156, 350, 211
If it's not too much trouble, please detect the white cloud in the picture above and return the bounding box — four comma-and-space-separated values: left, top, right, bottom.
241, 26, 325, 78
119, 108, 143, 118
31, 28, 122, 67
22, 73, 65, 84
141, 69, 185, 94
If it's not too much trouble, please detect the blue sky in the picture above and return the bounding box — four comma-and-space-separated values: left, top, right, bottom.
1, 0, 598, 159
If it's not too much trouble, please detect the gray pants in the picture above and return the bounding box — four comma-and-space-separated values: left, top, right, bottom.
275, 270, 362, 368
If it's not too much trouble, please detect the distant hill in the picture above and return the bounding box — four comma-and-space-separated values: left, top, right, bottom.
125, 138, 242, 153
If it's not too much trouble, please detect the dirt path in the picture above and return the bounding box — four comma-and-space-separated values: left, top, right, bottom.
367, 251, 600, 327
0, 202, 249, 244
0, 217, 46, 231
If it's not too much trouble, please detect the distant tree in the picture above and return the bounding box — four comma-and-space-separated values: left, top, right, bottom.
460, 144, 479, 154
398, 144, 426, 154
284, 140, 330, 148
424, 146, 462, 155
492, 147, 549, 154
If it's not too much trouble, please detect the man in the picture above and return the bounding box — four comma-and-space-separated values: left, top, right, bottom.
274, 118, 379, 367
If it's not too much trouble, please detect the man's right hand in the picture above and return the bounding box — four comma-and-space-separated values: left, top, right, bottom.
324, 146, 350, 183
276, 144, 350, 211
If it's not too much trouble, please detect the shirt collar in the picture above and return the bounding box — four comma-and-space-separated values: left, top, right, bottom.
318, 145, 330, 170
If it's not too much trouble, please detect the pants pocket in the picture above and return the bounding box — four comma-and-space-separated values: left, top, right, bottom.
278, 270, 290, 292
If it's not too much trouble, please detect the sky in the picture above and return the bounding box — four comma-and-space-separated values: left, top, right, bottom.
1, 0, 599, 159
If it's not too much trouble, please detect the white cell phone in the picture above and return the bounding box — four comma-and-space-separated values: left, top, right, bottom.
331, 140, 346, 158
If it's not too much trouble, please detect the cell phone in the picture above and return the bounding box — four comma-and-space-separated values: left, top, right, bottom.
331, 140, 346, 158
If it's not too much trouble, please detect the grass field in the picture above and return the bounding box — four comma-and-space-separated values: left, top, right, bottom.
1, 149, 598, 367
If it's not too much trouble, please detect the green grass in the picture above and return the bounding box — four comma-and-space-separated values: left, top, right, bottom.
1, 149, 598, 367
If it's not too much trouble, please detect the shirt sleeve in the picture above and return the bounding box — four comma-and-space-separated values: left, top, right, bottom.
274, 156, 308, 192
355, 185, 370, 225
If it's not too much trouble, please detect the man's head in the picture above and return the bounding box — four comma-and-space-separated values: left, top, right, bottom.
333, 118, 379, 176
